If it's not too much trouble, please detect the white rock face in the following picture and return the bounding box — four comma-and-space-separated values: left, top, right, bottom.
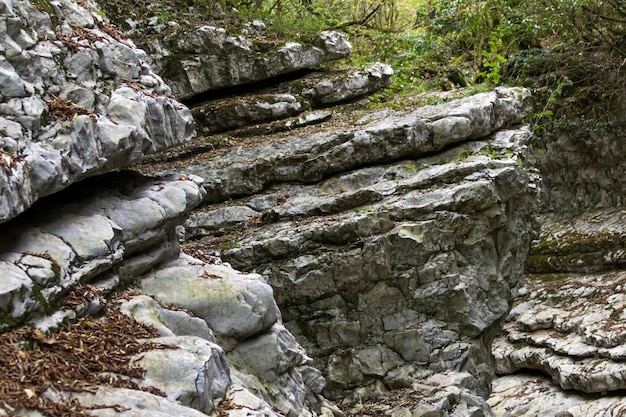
0, 0, 195, 224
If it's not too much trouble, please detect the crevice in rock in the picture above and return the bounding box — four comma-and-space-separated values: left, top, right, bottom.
181, 68, 319, 108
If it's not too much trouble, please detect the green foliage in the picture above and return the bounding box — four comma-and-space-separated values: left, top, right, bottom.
220, 238, 240, 251
477, 26, 507, 85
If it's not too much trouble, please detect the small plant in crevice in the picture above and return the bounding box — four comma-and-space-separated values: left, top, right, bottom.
220, 238, 240, 251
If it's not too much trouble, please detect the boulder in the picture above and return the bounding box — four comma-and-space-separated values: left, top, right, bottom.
132, 336, 231, 415
138, 258, 280, 342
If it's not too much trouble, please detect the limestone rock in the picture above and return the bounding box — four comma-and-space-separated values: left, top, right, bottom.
70, 386, 212, 417
189, 63, 392, 135
134, 255, 340, 417
138, 258, 280, 341
160, 87, 531, 203
119, 295, 213, 340
339, 371, 494, 417
526, 208, 626, 273
0, 0, 195, 224
304, 62, 393, 106
192, 93, 308, 135
172, 89, 536, 401
150, 27, 352, 100
489, 374, 626, 417
493, 270, 626, 393
0, 172, 205, 329
132, 336, 231, 415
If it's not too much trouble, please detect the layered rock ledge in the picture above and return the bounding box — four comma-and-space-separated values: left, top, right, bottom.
490, 208, 626, 414
146, 23, 352, 100
0, 0, 194, 224
0, 172, 205, 329
132, 87, 539, 415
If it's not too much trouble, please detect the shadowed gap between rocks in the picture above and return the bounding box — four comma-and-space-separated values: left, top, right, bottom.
181, 68, 318, 108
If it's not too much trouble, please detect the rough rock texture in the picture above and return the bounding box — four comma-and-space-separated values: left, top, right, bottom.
494, 208, 626, 393
148, 26, 352, 100
490, 208, 626, 410
162, 88, 532, 204
493, 270, 626, 393
150, 88, 538, 412
525, 122, 626, 214
303, 62, 394, 106
0, 172, 205, 329
489, 374, 626, 416
135, 255, 341, 417
0, 0, 194, 224
526, 208, 626, 273
0, 1, 547, 415
191, 63, 393, 135
0, 2, 350, 415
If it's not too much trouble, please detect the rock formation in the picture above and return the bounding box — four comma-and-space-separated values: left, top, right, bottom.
0, 0, 547, 416
489, 100, 626, 412
0, 0, 194, 224
138, 86, 536, 415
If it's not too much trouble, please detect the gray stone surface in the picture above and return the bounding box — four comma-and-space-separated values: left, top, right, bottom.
0, 172, 205, 329
138, 260, 280, 341
304, 62, 393, 106
149, 27, 352, 100
172, 89, 536, 403
489, 374, 626, 417
493, 270, 626, 393
0, 0, 195, 224
526, 208, 626, 273
134, 255, 343, 417
190, 63, 393, 135
132, 336, 231, 415
193, 93, 308, 135
163, 87, 531, 203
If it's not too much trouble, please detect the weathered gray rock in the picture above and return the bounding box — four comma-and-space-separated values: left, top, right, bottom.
190, 63, 392, 135
158, 87, 530, 203
192, 93, 308, 135
119, 295, 213, 340
132, 336, 231, 415
526, 208, 626, 273
303, 62, 393, 106
339, 371, 494, 417
170, 89, 536, 404
524, 118, 626, 214
134, 254, 342, 417
0, 0, 195, 224
0, 172, 205, 329
69, 386, 212, 417
493, 270, 626, 393
489, 374, 626, 416
149, 27, 352, 100
138, 259, 280, 341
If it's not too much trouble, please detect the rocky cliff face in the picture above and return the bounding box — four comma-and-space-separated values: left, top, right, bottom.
0, 1, 541, 416
138, 85, 537, 416
488, 83, 626, 416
